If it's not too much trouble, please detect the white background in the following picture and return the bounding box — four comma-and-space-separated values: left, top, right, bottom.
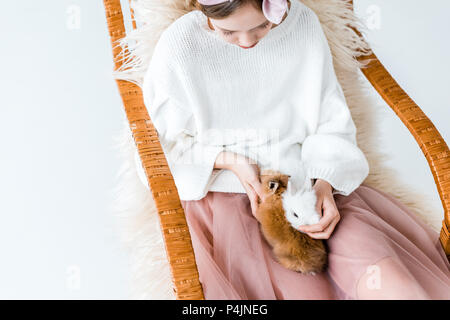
0, 0, 448, 299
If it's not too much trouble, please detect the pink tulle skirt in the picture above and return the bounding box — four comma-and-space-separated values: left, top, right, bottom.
180, 184, 450, 299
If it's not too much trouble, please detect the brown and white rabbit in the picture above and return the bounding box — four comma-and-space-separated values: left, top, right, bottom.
256, 169, 328, 275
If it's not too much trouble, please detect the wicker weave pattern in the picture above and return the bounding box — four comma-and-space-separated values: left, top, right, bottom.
104, 0, 204, 300
357, 53, 450, 257
103, 0, 449, 299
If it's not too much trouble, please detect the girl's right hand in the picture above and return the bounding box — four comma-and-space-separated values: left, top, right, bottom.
228, 154, 264, 221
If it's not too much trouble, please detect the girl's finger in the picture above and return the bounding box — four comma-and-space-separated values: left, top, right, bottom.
315, 195, 323, 217
323, 194, 339, 214
298, 219, 328, 233
250, 196, 260, 219
245, 184, 259, 217
248, 179, 263, 201
306, 216, 340, 239
250, 192, 257, 208
247, 179, 264, 216
298, 208, 335, 233
247, 183, 257, 200
253, 182, 264, 200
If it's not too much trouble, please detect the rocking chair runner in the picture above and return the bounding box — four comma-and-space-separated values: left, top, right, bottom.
103, 0, 450, 299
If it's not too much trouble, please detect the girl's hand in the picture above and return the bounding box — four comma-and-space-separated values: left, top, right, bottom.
228, 154, 264, 221
297, 179, 340, 239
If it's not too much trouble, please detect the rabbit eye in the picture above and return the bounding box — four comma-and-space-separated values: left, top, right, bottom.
293, 212, 298, 218
269, 181, 276, 189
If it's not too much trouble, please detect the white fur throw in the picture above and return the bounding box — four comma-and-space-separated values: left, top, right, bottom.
111, 0, 442, 299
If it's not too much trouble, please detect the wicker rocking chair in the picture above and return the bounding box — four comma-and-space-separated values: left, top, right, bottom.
103, 0, 450, 299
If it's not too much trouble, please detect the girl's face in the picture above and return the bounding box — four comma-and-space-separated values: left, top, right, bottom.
208, 3, 279, 49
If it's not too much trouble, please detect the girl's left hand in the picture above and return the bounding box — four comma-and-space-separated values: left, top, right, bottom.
297, 179, 341, 239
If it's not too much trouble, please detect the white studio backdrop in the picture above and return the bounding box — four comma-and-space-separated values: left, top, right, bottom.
354, 0, 450, 215
0, 0, 448, 299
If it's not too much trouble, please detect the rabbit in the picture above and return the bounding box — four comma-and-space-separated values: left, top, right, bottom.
282, 174, 321, 229
255, 169, 328, 275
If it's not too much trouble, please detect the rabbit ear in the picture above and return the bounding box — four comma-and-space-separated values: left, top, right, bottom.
286, 180, 297, 196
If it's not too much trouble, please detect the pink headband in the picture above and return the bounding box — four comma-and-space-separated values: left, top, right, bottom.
197, 0, 289, 25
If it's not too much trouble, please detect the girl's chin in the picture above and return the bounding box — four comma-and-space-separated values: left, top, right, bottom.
238, 42, 258, 49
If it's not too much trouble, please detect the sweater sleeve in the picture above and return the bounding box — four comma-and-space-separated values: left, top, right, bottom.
137, 41, 224, 201
301, 18, 369, 196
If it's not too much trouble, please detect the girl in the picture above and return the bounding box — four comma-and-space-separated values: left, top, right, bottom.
139, 0, 450, 299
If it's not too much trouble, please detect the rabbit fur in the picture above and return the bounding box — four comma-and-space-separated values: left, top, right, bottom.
256, 168, 328, 275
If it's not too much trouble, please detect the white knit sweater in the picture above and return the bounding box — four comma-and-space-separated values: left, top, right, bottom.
135, 0, 370, 200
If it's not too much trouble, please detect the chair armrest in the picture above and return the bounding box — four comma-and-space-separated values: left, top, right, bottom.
104, 0, 205, 299
357, 53, 450, 257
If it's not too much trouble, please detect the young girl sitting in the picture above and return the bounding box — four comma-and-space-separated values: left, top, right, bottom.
138, 0, 450, 299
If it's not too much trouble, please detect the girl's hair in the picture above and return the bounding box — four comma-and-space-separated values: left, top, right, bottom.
195, 0, 263, 19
